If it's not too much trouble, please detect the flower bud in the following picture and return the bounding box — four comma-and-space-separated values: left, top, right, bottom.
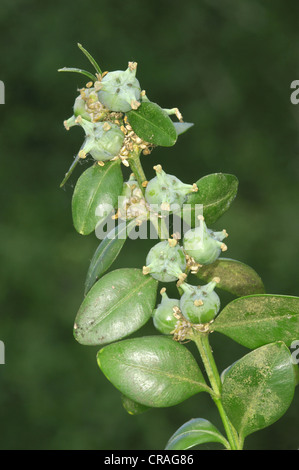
179, 279, 220, 324
145, 165, 197, 211
143, 240, 186, 282
97, 63, 141, 112
183, 216, 228, 265
152, 289, 180, 334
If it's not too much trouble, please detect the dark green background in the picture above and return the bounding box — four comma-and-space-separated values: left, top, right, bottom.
1, 0, 299, 450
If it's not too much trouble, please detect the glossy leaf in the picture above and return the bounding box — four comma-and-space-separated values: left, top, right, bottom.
222, 342, 296, 440
212, 294, 299, 349
173, 122, 194, 136
97, 336, 208, 407
72, 161, 123, 235
121, 394, 150, 415
185, 173, 238, 227
84, 219, 136, 295
197, 258, 265, 297
165, 418, 230, 450
127, 101, 177, 147
74, 268, 158, 346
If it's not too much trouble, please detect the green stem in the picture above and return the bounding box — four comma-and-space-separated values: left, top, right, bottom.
128, 145, 241, 450
192, 331, 241, 450
128, 149, 147, 195
129, 149, 169, 240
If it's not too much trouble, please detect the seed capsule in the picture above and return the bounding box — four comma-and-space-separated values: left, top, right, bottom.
97, 64, 141, 112
183, 216, 228, 265
179, 279, 221, 324
145, 165, 197, 211
152, 289, 180, 335
66, 118, 124, 161
144, 240, 187, 282
73, 95, 92, 121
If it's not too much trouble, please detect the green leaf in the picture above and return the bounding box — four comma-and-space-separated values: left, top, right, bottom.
127, 102, 177, 147
197, 258, 265, 297
121, 394, 150, 415
173, 122, 194, 136
77, 43, 102, 75
58, 67, 97, 82
84, 219, 137, 295
222, 342, 296, 441
97, 336, 208, 407
165, 418, 230, 450
212, 294, 299, 349
74, 268, 158, 346
184, 173, 239, 227
72, 161, 123, 235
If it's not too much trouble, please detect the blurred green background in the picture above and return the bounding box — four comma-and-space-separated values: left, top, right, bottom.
1, 0, 299, 450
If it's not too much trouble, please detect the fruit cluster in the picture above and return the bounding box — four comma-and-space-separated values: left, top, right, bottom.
143, 211, 228, 333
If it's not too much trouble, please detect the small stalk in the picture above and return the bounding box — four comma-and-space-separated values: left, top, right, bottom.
192, 330, 241, 450
128, 149, 169, 240
128, 148, 147, 195
60, 154, 81, 188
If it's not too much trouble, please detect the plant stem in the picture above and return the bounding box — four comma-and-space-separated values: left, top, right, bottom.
192, 330, 241, 450
128, 148, 240, 449
128, 148, 147, 195
129, 149, 169, 240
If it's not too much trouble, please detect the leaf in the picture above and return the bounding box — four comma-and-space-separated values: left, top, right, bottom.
165, 418, 230, 450
97, 336, 208, 407
127, 102, 177, 147
212, 294, 299, 349
77, 43, 102, 75
184, 173, 239, 227
58, 67, 97, 82
74, 268, 158, 346
121, 394, 150, 415
84, 219, 137, 295
173, 122, 194, 136
72, 161, 123, 235
222, 342, 296, 441
196, 258, 265, 297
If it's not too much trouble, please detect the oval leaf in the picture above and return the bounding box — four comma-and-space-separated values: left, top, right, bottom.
212, 294, 299, 349
74, 268, 158, 346
84, 220, 137, 295
97, 336, 208, 407
72, 161, 123, 235
121, 394, 150, 415
127, 101, 177, 147
222, 342, 296, 440
197, 258, 265, 297
165, 418, 229, 450
184, 173, 238, 227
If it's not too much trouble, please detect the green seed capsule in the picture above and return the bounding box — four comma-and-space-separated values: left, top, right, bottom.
144, 240, 187, 283
73, 95, 92, 121
145, 165, 197, 211
153, 289, 180, 334
65, 118, 124, 161
183, 216, 228, 265
180, 280, 220, 324
97, 63, 141, 112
